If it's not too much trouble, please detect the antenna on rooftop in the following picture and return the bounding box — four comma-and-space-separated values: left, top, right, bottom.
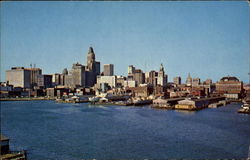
30, 63, 32, 68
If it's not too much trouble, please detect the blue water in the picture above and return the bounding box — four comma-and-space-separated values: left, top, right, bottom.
1, 101, 250, 159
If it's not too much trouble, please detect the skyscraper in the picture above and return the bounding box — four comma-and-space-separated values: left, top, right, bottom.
37, 74, 52, 89
145, 71, 158, 86
128, 65, 135, 76
26, 68, 42, 88
64, 47, 101, 88
6, 67, 31, 88
85, 47, 101, 87
157, 64, 167, 86
173, 76, 181, 85
87, 47, 96, 72
103, 64, 114, 76
186, 73, 192, 86
133, 69, 145, 86
192, 78, 201, 86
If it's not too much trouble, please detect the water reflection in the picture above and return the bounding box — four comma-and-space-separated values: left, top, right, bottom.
174, 110, 197, 115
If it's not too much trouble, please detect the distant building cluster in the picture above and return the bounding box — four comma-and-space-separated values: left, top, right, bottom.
0, 46, 246, 100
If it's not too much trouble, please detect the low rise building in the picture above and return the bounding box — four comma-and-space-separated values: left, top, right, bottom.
0, 82, 13, 97
96, 75, 117, 91
215, 76, 243, 99
175, 97, 225, 110
169, 90, 188, 98
46, 88, 70, 97
204, 79, 212, 85
126, 85, 154, 98
124, 80, 136, 88
190, 87, 206, 97
116, 76, 126, 88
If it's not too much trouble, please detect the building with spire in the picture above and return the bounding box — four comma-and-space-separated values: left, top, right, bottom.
145, 64, 167, 87
64, 47, 101, 88
157, 63, 167, 86
86, 47, 100, 75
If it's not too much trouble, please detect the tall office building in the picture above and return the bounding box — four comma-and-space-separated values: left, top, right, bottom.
37, 74, 52, 89
134, 69, 145, 85
64, 47, 101, 88
192, 78, 201, 86
145, 71, 158, 86
104, 64, 114, 76
173, 76, 181, 85
26, 68, 42, 88
157, 64, 167, 86
52, 73, 61, 86
6, 67, 31, 88
65, 63, 86, 88
86, 47, 100, 75
128, 65, 135, 76
85, 47, 100, 87
186, 73, 192, 86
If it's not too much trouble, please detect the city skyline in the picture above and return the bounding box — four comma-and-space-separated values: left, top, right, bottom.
1, 1, 249, 83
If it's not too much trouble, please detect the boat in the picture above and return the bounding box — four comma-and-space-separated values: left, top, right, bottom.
89, 96, 101, 104
238, 103, 250, 114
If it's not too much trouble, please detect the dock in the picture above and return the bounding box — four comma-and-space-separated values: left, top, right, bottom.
0, 135, 27, 160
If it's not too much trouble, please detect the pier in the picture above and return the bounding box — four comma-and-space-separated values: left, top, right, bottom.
0, 135, 27, 160
174, 97, 226, 111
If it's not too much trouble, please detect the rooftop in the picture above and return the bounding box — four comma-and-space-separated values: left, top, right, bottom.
220, 76, 239, 82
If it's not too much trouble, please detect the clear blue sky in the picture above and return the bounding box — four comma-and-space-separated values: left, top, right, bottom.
1, 1, 249, 83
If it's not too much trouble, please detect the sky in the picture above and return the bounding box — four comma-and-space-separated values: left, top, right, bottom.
1, 1, 249, 83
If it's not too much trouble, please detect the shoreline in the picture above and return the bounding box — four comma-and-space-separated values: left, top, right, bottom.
0, 97, 55, 101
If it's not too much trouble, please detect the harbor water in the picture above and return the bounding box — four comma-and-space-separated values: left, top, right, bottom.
1, 101, 250, 159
